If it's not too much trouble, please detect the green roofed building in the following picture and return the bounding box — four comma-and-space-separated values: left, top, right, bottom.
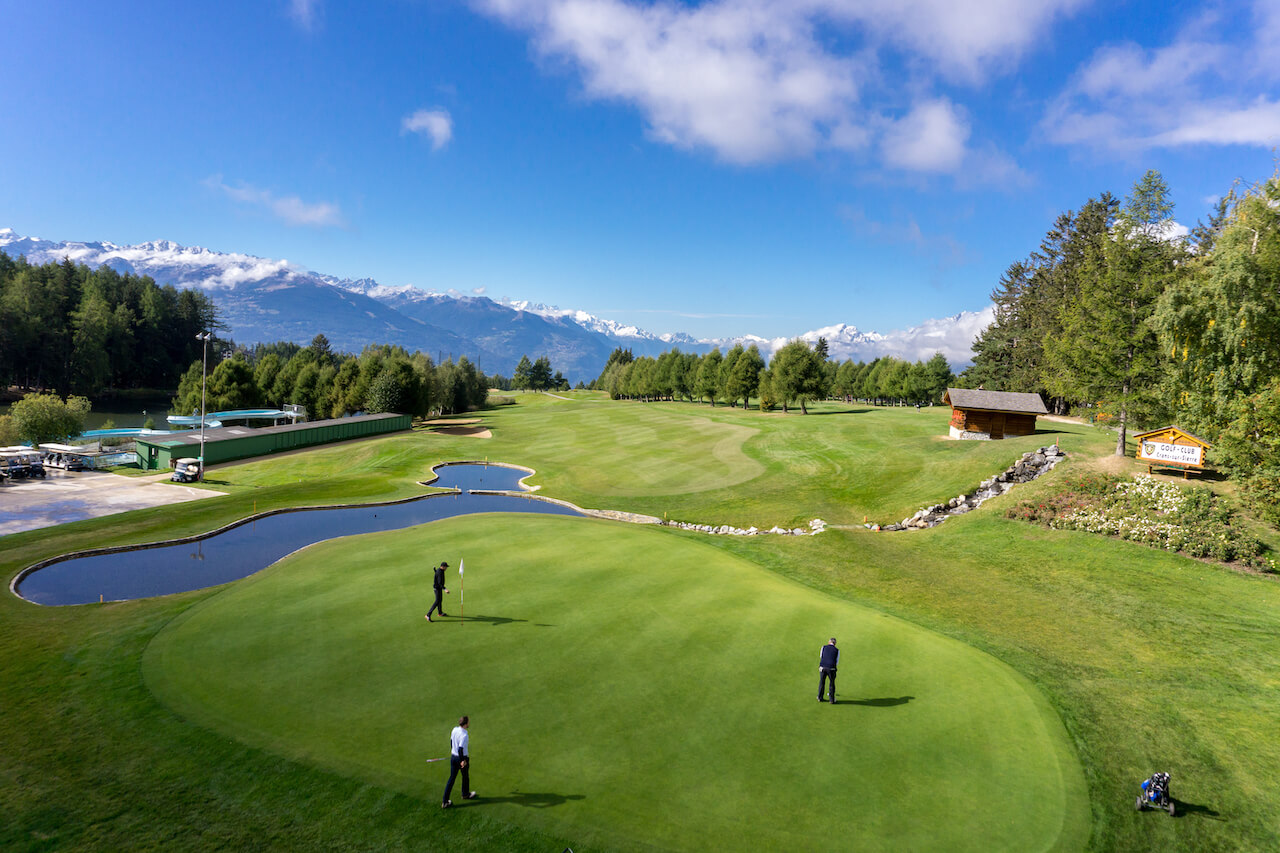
135, 412, 411, 471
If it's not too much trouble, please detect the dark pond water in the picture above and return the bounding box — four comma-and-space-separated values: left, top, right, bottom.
16, 464, 579, 606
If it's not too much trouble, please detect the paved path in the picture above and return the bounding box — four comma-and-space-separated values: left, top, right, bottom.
0, 469, 226, 536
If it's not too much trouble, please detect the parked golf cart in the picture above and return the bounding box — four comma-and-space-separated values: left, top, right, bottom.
20, 449, 46, 478
40, 444, 89, 471
171, 457, 202, 483
0, 450, 31, 479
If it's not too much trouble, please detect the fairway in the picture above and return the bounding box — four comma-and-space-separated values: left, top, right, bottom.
477, 395, 1093, 526
144, 513, 1089, 852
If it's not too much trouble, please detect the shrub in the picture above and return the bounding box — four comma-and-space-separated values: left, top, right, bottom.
1009, 474, 1273, 571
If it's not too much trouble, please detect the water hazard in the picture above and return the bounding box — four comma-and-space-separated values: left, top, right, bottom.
16, 464, 581, 606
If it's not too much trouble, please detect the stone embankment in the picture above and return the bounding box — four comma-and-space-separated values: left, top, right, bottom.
652, 446, 1064, 537
662, 518, 828, 537
871, 445, 1066, 531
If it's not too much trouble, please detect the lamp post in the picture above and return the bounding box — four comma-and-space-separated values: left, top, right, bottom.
196, 331, 212, 482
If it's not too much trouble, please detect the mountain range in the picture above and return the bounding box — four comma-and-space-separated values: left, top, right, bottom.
0, 228, 991, 381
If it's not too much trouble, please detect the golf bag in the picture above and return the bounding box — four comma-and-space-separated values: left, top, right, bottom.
1135, 771, 1174, 816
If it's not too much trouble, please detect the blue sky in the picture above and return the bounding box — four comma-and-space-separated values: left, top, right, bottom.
3, 0, 1279, 340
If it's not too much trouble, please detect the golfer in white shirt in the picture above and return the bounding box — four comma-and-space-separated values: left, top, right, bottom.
442, 715, 478, 807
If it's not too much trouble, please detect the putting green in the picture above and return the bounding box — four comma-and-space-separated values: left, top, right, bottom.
144, 515, 1089, 851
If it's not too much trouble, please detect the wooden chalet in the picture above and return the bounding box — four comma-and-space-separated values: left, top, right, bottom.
1133, 426, 1211, 478
943, 388, 1048, 440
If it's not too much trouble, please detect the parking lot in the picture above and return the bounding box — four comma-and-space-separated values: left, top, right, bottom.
0, 469, 225, 536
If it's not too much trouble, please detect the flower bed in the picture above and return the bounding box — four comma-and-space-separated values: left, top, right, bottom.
1007, 474, 1276, 571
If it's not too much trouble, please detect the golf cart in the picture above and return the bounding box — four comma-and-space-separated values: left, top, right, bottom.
171, 457, 201, 483
40, 444, 89, 471
1, 450, 32, 479
1135, 771, 1175, 816
21, 449, 46, 478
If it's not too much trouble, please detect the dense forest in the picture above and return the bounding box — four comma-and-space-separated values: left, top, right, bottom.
170, 335, 491, 419
594, 343, 954, 414
963, 168, 1280, 522
0, 253, 216, 394
0, 253, 535, 420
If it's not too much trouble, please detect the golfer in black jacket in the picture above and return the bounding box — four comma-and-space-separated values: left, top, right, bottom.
425, 561, 449, 621
818, 637, 839, 704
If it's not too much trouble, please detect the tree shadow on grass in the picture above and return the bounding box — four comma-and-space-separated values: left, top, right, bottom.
842, 696, 914, 707
458, 791, 585, 809
1171, 798, 1224, 820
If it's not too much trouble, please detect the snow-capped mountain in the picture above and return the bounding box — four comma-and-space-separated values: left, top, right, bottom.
501, 299, 700, 347
0, 228, 988, 378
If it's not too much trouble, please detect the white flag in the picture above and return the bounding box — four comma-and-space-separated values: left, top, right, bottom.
459, 559, 464, 576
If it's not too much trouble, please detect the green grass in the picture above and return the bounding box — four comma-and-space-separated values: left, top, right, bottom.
477, 397, 1100, 526
144, 515, 1087, 853
2, 396, 1278, 851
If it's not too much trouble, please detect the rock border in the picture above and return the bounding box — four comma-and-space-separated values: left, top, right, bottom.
660, 518, 828, 537
871, 445, 1067, 531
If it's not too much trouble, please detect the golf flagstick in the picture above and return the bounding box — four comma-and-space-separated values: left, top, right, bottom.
459, 558, 464, 624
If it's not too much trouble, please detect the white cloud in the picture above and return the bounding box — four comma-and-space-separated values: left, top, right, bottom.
474, 0, 1056, 173
1043, 0, 1280, 153
402, 108, 454, 150
287, 0, 320, 32
871, 306, 995, 366
718, 306, 995, 368
480, 0, 859, 163
204, 176, 345, 228
1144, 99, 1280, 148
812, 0, 1084, 81
880, 98, 969, 173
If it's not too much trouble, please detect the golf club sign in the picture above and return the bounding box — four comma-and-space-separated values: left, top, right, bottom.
1140, 441, 1203, 466
1133, 426, 1211, 479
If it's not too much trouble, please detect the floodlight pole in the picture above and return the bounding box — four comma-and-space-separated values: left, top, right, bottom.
197, 331, 212, 481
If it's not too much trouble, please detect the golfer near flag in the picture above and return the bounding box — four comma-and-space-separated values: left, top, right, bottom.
459, 559, 464, 625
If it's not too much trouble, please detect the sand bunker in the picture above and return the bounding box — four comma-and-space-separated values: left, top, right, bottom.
436, 426, 492, 438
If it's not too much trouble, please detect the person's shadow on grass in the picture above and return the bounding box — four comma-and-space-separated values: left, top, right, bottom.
843, 696, 914, 707
1170, 798, 1223, 820
458, 791, 585, 808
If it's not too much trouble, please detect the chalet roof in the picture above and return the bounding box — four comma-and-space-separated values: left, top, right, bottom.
1133, 425, 1211, 447
943, 388, 1048, 415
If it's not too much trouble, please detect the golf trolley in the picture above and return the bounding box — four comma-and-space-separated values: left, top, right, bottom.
1135, 771, 1175, 816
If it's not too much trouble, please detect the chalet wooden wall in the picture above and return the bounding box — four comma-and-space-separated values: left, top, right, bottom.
949, 409, 1037, 439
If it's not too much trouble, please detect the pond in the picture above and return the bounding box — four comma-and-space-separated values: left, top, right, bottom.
15, 464, 581, 606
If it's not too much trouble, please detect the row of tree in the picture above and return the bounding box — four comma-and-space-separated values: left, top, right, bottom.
594, 343, 954, 413
965, 168, 1280, 522
171, 335, 491, 420
0, 253, 216, 395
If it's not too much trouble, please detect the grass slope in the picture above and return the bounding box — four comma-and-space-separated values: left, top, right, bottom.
477, 396, 1092, 526
144, 514, 1087, 852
